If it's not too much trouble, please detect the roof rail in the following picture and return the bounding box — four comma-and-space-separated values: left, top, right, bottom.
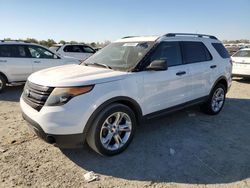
165, 33, 218, 40
122, 36, 138, 39
0, 39, 30, 43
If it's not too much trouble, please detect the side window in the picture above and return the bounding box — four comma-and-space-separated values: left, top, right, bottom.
0, 45, 16, 57
28, 46, 54, 59
182, 42, 212, 64
16, 45, 28, 58
212, 43, 230, 58
63, 45, 73, 52
150, 42, 182, 67
82, 46, 95, 53
63, 45, 83, 53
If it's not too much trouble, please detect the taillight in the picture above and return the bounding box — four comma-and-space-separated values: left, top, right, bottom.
229, 59, 233, 65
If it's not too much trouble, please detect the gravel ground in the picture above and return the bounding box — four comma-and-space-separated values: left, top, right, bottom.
0, 78, 250, 188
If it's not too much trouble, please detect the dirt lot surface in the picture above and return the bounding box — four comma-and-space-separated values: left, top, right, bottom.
0, 79, 250, 188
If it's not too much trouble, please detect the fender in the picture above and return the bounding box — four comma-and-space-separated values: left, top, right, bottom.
82, 96, 143, 136
0, 72, 8, 83
210, 76, 228, 94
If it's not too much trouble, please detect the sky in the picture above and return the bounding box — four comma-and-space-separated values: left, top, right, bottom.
0, 0, 249, 43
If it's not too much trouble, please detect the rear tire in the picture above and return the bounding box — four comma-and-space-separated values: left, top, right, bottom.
0, 75, 6, 93
86, 103, 136, 156
201, 83, 226, 115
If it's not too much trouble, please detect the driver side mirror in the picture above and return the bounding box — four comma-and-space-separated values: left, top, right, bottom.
146, 60, 168, 71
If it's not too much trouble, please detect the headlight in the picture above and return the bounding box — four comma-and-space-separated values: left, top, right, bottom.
45, 85, 94, 106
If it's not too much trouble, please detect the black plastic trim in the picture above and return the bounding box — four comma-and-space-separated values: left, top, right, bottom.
22, 112, 84, 148
232, 74, 250, 78
210, 76, 229, 93
143, 96, 208, 120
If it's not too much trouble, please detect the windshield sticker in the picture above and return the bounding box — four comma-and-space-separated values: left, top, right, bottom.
123, 43, 139, 47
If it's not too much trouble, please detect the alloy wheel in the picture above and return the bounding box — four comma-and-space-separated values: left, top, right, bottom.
211, 87, 225, 112
100, 112, 132, 151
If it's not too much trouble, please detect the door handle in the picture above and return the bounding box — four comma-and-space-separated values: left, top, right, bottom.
210, 65, 217, 69
0, 60, 7, 63
34, 60, 41, 63
176, 71, 186, 76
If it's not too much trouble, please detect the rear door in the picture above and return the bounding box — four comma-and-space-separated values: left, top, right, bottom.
181, 41, 215, 100
142, 41, 193, 114
26, 45, 63, 72
0, 44, 32, 82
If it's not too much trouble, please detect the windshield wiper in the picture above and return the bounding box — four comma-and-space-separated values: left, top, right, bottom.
89, 62, 112, 69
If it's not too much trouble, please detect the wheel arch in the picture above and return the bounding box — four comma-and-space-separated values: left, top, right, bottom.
0, 72, 8, 83
211, 76, 228, 94
83, 96, 143, 136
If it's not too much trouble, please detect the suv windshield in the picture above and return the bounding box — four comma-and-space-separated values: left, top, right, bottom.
233, 50, 250, 58
49, 46, 61, 52
83, 41, 154, 71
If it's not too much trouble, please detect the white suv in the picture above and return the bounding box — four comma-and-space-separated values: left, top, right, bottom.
20, 33, 232, 156
49, 44, 95, 61
0, 41, 80, 92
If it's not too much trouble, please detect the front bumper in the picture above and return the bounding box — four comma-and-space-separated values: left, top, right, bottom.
22, 111, 84, 148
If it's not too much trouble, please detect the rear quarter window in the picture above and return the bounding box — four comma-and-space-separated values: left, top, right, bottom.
0, 45, 28, 58
0, 45, 15, 57
212, 43, 230, 58
182, 41, 212, 64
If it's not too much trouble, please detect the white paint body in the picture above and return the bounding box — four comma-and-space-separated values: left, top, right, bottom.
20, 36, 232, 135
50, 44, 95, 61
0, 42, 80, 83
232, 48, 250, 77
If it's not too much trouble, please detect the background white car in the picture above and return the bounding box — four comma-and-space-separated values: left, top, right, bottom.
50, 44, 96, 61
232, 48, 250, 77
0, 41, 80, 92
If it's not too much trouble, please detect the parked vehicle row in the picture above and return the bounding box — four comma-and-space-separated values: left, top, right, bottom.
20, 33, 232, 156
0, 41, 80, 92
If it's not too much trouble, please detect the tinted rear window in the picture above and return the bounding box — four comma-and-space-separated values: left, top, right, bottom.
0, 45, 28, 58
232, 50, 250, 58
0, 45, 16, 57
63, 45, 83, 53
212, 43, 230, 58
182, 42, 212, 64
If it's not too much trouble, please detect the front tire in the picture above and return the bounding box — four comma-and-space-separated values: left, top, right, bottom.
86, 103, 136, 156
0, 75, 6, 93
201, 83, 226, 115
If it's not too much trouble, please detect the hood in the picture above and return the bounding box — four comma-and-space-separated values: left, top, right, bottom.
28, 64, 129, 87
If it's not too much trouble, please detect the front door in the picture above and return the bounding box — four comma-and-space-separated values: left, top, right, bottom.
26, 45, 63, 72
141, 41, 192, 115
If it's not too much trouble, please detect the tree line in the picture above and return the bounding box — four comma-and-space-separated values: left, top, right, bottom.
3, 38, 111, 48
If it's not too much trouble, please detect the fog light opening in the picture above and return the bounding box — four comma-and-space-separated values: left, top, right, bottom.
46, 136, 56, 144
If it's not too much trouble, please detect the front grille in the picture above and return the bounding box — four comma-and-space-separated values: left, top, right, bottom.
22, 81, 54, 111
